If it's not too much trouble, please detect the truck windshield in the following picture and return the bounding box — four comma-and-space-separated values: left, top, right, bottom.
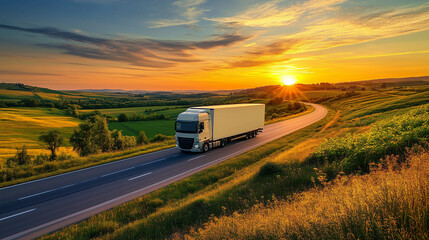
175, 121, 198, 133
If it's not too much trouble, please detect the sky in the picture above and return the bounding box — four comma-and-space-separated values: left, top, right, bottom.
0, 0, 428, 90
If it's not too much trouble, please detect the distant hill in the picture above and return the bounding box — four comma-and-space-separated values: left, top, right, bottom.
0, 82, 65, 94
338, 76, 429, 85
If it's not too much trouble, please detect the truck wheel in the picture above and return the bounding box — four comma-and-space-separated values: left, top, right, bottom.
246, 133, 250, 140
202, 143, 209, 152
220, 140, 225, 147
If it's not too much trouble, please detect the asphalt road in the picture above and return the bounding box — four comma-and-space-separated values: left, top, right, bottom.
0, 103, 327, 240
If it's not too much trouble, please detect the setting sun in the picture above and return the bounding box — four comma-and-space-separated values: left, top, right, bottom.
281, 76, 297, 86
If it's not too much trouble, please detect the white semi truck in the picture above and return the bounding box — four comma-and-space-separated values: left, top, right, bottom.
175, 104, 265, 152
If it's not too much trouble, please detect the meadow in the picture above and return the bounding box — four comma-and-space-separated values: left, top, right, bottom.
0, 107, 80, 161
40, 84, 429, 240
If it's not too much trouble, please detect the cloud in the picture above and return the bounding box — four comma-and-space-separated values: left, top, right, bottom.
0, 70, 62, 76
149, 0, 208, 28
205, 0, 346, 28
222, 2, 429, 69
0, 24, 250, 68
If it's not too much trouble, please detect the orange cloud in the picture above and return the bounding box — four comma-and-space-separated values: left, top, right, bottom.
205, 0, 346, 28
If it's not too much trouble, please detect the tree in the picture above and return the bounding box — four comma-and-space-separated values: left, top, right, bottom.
70, 116, 112, 156
118, 113, 129, 122
39, 130, 64, 160
90, 116, 112, 152
6, 145, 32, 167
70, 121, 97, 156
137, 131, 149, 145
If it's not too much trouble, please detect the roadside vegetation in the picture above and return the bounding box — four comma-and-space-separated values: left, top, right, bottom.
40, 80, 429, 240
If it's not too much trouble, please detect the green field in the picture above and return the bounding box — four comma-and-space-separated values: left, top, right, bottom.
81, 106, 187, 138
80, 105, 187, 118
0, 108, 80, 162
108, 120, 176, 138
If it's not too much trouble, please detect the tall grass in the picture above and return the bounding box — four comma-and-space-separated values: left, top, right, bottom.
181, 149, 429, 240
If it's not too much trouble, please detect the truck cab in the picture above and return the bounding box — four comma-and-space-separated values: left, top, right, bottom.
175, 109, 210, 152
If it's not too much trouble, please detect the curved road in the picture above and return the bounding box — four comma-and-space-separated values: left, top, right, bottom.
0, 103, 327, 240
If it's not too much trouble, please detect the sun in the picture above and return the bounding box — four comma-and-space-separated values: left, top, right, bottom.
281, 75, 297, 86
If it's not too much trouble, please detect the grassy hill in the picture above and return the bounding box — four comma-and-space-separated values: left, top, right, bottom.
40, 82, 429, 240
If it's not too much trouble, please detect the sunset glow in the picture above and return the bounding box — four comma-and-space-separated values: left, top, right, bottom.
0, 0, 428, 90
281, 76, 297, 86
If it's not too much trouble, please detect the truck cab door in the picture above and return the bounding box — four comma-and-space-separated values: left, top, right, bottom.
199, 121, 210, 141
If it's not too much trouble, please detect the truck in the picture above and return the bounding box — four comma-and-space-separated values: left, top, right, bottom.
175, 104, 265, 152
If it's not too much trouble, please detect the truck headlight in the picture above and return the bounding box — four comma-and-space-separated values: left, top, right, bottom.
194, 144, 199, 148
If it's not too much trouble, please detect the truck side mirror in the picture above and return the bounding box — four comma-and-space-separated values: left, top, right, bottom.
199, 122, 204, 133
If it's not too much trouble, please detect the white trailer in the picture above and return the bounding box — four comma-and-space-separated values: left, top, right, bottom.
175, 104, 265, 152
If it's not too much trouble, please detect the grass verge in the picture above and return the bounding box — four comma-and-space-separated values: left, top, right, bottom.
0, 140, 175, 188
182, 148, 429, 240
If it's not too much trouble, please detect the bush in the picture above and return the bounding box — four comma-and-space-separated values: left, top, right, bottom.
151, 134, 170, 142
137, 131, 150, 145
6, 146, 32, 167
258, 162, 283, 176
118, 113, 129, 122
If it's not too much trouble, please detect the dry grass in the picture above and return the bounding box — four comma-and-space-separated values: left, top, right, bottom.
182, 149, 429, 240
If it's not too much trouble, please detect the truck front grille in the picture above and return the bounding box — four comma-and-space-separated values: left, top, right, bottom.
178, 137, 194, 149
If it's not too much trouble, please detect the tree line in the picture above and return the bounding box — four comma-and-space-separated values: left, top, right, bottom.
5, 116, 172, 168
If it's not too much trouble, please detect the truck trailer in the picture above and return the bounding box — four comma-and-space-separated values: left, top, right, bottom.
175, 104, 265, 152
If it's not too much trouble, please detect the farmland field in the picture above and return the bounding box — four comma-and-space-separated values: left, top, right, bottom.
108, 120, 176, 138
80, 105, 187, 118
0, 108, 80, 162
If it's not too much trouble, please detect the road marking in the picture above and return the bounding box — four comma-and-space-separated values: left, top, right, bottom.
0, 209, 36, 222
101, 167, 134, 178
137, 157, 167, 167
19, 184, 75, 200
79, 178, 98, 184
128, 172, 152, 181
187, 155, 205, 162
0, 148, 175, 191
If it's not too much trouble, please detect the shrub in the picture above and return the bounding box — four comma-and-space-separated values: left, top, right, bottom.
118, 113, 129, 122
6, 146, 32, 167
137, 131, 150, 145
258, 162, 283, 176
151, 134, 169, 142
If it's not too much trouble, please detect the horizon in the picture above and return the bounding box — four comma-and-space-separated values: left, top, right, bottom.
1, 0, 429, 90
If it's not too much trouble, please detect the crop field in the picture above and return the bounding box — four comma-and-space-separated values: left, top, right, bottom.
80, 105, 187, 118
0, 108, 80, 162
0, 89, 35, 99
108, 120, 176, 138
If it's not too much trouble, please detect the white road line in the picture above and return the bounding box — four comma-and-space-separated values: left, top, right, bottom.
137, 157, 167, 167
0, 148, 175, 190
19, 184, 75, 200
0, 209, 36, 222
101, 167, 134, 178
128, 172, 152, 181
187, 155, 205, 162
79, 178, 97, 184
